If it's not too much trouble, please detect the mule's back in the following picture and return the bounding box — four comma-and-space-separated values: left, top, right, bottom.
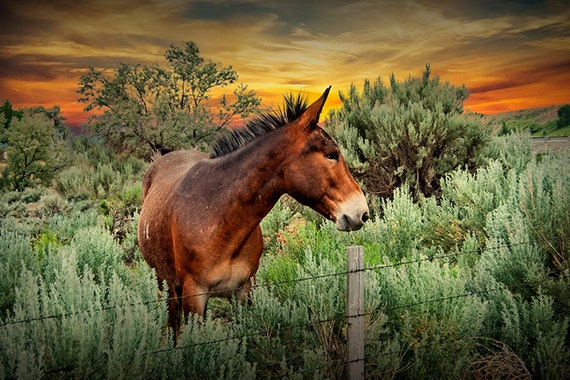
142, 150, 208, 201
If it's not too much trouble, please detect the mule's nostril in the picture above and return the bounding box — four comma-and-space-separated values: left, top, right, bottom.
361, 211, 370, 223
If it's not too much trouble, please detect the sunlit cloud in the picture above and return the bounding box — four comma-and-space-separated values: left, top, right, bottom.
0, 0, 568, 125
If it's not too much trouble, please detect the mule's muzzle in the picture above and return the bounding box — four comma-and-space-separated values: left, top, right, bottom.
334, 194, 370, 232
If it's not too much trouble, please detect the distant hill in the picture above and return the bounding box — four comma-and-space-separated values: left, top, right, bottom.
485, 104, 570, 137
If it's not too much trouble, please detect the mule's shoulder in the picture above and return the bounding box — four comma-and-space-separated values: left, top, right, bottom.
142, 150, 208, 199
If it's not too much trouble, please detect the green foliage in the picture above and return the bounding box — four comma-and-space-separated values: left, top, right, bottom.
0, 231, 36, 319
0, 110, 69, 191
492, 105, 565, 137
517, 151, 570, 277
484, 130, 532, 173
78, 41, 261, 159
0, 100, 23, 142
327, 65, 491, 199
56, 138, 145, 200
557, 104, 570, 129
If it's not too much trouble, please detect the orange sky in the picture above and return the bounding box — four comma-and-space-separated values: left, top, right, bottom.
1, 0, 569, 127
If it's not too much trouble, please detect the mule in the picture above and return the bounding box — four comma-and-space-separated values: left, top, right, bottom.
138, 87, 369, 332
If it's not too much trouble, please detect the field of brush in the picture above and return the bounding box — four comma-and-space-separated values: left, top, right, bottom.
1, 133, 569, 379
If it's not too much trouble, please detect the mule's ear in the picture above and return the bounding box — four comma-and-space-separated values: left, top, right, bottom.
297, 86, 331, 129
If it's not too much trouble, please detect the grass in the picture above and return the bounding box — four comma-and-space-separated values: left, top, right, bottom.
488, 105, 569, 137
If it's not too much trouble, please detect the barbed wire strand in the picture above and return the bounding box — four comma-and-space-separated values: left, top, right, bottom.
145, 273, 566, 355
0, 234, 561, 329
26, 242, 567, 377
363, 310, 569, 364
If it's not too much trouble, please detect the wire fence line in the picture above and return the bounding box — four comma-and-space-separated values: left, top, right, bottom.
363, 310, 570, 363
3, 235, 566, 378
0, 235, 559, 328
143, 273, 565, 357
281, 307, 567, 379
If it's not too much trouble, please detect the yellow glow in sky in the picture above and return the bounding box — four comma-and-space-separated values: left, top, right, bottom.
1, 0, 569, 126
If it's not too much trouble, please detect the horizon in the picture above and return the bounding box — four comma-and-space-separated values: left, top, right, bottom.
1, 0, 569, 127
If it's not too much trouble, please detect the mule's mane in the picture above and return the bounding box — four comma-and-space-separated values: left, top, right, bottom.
210, 93, 309, 158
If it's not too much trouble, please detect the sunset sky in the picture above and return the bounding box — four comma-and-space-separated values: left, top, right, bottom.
1, 0, 569, 127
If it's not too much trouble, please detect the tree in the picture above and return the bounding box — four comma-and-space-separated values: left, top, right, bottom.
557, 104, 570, 129
0, 100, 23, 144
1, 108, 70, 191
78, 41, 261, 159
326, 65, 491, 199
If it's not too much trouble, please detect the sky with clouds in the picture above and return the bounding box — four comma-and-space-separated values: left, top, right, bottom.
1, 0, 569, 126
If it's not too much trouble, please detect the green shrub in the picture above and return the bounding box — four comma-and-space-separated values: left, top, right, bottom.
56, 161, 130, 200
69, 226, 126, 281
485, 130, 532, 173
0, 231, 36, 318
0, 234, 170, 379
326, 65, 491, 199
517, 151, 570, 276
55, 165, 92, 200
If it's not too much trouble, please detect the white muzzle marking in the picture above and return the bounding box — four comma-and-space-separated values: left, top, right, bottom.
334, 192, 369, 231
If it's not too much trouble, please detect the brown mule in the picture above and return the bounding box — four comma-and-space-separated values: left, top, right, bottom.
138, 87, 369, 333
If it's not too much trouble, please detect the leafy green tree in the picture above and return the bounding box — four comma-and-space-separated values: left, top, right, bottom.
1, 108, 69, 191
557, 104, 570, 129
0, 100, 23, 143
78, 41, 261, 159
326, 65, 491, 199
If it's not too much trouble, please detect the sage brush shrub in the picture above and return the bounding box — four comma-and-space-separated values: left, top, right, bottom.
483, 130, 532, 173
517, 151, 570, 277
68, 226, 126, 280
0, 233, 171, 379
0, 232, 36, 318
326, 65, 491, 199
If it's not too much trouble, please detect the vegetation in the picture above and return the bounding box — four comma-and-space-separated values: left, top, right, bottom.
491, 104, 570, 137
1, 131, 568, 379
1, 61, 568, 378
557, 104, 570, 129
78, 41, 261, 160
326, 65, 491, 199
0, 105, 70, 191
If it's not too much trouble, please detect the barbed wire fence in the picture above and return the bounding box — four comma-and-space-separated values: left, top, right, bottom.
1, 235, 567, 378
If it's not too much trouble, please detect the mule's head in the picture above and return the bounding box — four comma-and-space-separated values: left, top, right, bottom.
282, 87, 369, 231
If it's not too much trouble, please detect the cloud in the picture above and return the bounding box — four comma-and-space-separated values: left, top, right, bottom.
0, 0, 568, 122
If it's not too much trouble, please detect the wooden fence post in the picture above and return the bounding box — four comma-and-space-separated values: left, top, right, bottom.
346, 245, 364, 380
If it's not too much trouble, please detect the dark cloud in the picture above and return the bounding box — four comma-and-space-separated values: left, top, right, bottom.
0, 54, 67, 81
469, 80, 526, 94
0, 1, 58, 36
423, 0, 564, 20
470, 59, 570, 94
183, 1, 274, 21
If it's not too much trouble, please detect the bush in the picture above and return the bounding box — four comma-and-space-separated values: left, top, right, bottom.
0, 231, 36, 318
0, 112, 69, 191
326, 65, 491, 199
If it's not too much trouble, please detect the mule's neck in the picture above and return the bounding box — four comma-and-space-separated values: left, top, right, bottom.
210, 127, 292, 226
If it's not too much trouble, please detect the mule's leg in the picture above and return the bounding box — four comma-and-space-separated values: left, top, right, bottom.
165, 283, 182, 340
181, 275, 209, 319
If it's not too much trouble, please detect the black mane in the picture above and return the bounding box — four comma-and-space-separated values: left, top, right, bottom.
210, 93, 309, 158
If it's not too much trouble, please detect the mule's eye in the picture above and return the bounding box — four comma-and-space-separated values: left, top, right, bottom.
325, 151, 339, 161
